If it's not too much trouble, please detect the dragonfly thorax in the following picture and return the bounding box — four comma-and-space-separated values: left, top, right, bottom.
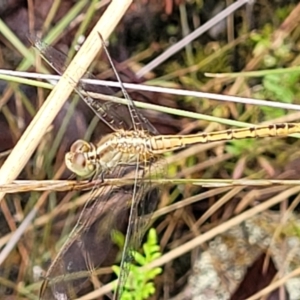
65, 130, 157, 178
95, 129, 157, 168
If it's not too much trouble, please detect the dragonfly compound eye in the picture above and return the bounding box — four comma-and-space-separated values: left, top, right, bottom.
70, 140, 91, 153
65, 152, 95, 178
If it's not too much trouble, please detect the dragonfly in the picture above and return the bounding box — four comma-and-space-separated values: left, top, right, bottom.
31, 34, 300, 300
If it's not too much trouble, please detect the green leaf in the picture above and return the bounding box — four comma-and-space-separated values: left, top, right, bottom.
112, 265, 121, 276
146, 268, 163, 280
148, 228, 157, 243
112, 228, 162, 300
133, 252, 146, 265
111, 229, 125, 248
263, 75, 294, 103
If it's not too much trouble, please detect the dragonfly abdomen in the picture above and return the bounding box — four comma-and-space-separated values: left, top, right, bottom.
149, 123, 300, 153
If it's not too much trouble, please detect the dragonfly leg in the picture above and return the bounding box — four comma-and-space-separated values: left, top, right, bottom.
100, 171, 105, 183
88, 169, 105, 183
67, 173, 77, 180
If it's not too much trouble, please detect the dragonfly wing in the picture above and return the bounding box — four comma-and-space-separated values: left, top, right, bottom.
114, 157, 164, 299
123, 102, 159, 135
89, 99, 161, 133
31, 35, 160, 134
113, 178, 145, 299
39, 228, 106, 300
98, 33, 160, 136
30, 36, 125, 131
135, 155, 166, 246
86, 99, 135, 131
137, 111, 160, 135
39, 180, 131, 299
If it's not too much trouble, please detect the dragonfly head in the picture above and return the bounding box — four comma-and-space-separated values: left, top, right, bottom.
65, 140, 96, 178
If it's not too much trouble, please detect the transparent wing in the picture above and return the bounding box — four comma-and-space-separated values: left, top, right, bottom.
30, 35, 128, 131
29, 35, 159, 134
88, 98, 160, 134
39, 167, 160, 299
98, 33, 160, 136
39, 178, 130, 299
114, 157, 164, 299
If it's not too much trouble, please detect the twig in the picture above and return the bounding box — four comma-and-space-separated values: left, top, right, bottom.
1, 178, 300, 193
